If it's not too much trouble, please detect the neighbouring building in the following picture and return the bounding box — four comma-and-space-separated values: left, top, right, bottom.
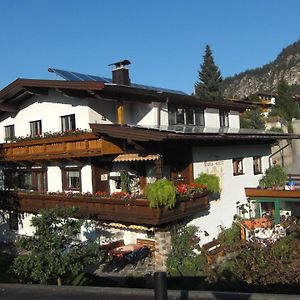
0, 61, 298, 255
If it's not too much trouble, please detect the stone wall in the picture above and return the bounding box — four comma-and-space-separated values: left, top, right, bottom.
154, 229, 172, 272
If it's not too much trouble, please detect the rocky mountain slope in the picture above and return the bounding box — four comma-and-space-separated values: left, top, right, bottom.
222, 40, 300, 99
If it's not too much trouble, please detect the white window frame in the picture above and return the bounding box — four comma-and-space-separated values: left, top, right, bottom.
4, 124, 15, 141
61, 114, 76, 132
30, 120, 42, 137
168, 107, 205, 126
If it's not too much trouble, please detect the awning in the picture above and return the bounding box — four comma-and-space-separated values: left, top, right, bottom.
103, 222, 154, 231
113, 153, 160, 162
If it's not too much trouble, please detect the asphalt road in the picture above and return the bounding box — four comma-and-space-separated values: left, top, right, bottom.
1, 284, 300, 300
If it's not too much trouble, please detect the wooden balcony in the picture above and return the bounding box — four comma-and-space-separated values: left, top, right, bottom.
1, 191, 209, 226
245, 188, 300, 198
0, 133, 123, 162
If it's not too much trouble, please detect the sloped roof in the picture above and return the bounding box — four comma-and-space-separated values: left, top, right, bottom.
0, 79, 253, 112
90, 123, 300, 143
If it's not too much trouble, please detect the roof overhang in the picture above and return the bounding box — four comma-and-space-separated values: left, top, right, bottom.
90, 123, 300, 144
0, 78, 253, 111
0, 79, 106, 105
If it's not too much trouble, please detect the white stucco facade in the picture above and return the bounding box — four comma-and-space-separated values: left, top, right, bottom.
0, 84, 278, 246
191, 144, 271, 244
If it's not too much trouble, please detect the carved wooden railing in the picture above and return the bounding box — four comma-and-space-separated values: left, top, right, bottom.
0, 191, 209, 226
0, 133, 123, 161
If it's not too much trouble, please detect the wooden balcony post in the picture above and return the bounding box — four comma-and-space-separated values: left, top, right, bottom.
117, 101, 124, 125
155, 156, 163, 179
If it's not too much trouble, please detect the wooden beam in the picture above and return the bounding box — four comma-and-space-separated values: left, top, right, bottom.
117, 101, 124, 125
0, 104, 19, 112
23, 86, 49, 96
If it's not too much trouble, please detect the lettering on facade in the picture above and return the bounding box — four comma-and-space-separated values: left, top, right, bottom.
101, 174, 108, 181
204, 160, 223, 167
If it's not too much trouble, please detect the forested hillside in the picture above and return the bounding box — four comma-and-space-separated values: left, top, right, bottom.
222, 40, 300, 98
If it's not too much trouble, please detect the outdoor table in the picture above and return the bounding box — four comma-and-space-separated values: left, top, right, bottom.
109, 243, 143, 258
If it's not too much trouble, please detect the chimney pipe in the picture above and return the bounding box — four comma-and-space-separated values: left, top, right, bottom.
109, 59, 131, 85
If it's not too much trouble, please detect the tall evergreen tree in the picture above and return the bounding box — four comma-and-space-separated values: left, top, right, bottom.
272, 79, 300, 122
195, 45, 223, 101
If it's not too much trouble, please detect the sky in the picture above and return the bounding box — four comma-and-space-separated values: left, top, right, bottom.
0, 0, 299, 94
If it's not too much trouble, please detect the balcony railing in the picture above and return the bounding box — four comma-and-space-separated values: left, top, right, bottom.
245, 188, 300, 198
0, 133, 123, 161
1, 191, 209, 226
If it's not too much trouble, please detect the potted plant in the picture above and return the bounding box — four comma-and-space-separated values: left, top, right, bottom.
195, 173, 220, 200
259, 165, 287, 189
145, 179, 176, 208
176, 182, 207, 200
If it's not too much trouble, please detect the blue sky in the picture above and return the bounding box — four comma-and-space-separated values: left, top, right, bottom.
0, 0, 299, 94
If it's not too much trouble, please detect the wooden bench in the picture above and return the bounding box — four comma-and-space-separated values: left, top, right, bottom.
101, 239, 125, 252
202, 239, 224, 263
136, 238, 156, 256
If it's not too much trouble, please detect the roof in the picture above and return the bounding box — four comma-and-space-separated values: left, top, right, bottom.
0, 79, 253, 112
48, 67, 188, 96
90, 123, 300, 143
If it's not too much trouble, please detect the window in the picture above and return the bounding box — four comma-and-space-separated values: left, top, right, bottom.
169, 107, 205, 126
4, 125, 15, 141
253, 157, 262, 175
30, 120, 42, 136
61, 114, 76, 132
62, 167, 81, 191
5, 168, 47, 192
219, 110, 229, 127
9, 212, 18, 230
233, 158, 244, 176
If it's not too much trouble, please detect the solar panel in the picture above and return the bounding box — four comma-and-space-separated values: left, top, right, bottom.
48, 68, 187, 95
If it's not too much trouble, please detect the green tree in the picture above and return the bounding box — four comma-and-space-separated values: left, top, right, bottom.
12, 207, 103, 285
271, 79, 300, 123
240, 108, 265, 130
195, 45, 223, 101
166, 225, 207, 276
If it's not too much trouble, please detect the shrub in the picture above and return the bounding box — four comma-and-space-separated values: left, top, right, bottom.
145, 179, 176, 208
218, 222, 241, 252
259, 165, 287, 189
166, 225, 207, 276
268, 126, 284, 133
195, 173, 220, 193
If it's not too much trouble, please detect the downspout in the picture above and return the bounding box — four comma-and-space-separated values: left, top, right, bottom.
268, 142, 291, 168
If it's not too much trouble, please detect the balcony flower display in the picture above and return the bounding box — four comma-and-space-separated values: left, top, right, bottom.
176, 182, 208, 199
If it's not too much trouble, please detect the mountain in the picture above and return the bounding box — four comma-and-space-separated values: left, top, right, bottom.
222, 40, 300, 99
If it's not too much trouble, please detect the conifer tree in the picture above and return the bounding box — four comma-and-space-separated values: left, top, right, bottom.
195, 45, 223, 101
273, 79, 300, 122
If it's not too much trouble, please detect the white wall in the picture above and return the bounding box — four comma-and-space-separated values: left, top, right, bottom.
47, 166, 62, 192
88, 98, 116, 124
229, 111, 240, 129
18, 213, 35, 236
124, 102, 157, 126
204, 108, 220, 127
81, 165, 93, 193
191, 144, 271, 244
0, 90, 123, 142
0, 90, 92, 142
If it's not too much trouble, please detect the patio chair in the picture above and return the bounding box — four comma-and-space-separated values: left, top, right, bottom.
124, 246, 150, 264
